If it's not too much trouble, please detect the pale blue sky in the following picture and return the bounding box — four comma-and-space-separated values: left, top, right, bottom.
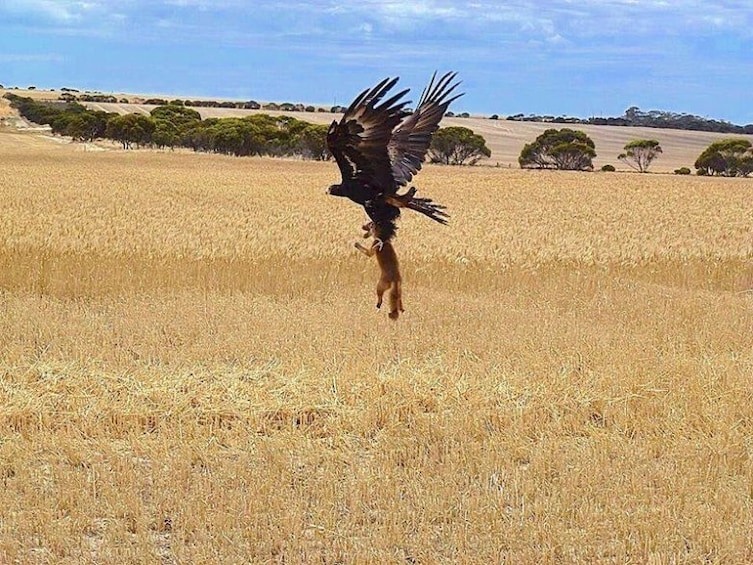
1, 0, 751, 123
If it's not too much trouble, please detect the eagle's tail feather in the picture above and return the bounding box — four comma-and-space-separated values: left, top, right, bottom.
407, 198, 450, 225
387, 187, 450, 225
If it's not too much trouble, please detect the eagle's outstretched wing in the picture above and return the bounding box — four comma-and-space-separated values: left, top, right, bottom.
326, 77, 410, 194
388, 72, 464, 187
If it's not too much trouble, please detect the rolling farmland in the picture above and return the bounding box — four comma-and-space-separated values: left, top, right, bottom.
86, 100, 751, 172
5, 87, 753, 172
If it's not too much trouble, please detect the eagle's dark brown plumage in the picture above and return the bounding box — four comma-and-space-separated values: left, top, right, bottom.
326, 72, 463, 242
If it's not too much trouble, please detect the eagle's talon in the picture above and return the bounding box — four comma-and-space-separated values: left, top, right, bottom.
373, 238, 384, 252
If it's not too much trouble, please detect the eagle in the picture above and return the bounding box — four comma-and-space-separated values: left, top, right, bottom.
326, 71, 463, 244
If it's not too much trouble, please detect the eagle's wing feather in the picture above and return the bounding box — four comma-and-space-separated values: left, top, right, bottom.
388, 72, 464, 187
326, 77, 410, 194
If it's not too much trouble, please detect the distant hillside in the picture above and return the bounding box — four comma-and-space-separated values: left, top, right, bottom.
4, 87, 753, 173
79, 100, 753, 173
5, 86, 751, 134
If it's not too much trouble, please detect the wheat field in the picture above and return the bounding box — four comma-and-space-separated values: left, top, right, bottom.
1, 130, 752, 563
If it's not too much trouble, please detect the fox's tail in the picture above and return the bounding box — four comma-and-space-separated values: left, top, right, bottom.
388, 281, 404, 320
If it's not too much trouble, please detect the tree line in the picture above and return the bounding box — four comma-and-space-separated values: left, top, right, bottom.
505, 106, 753, 135
5, 93, 751, 176
5, 93, 330, 160
58, 91, 350, 113
4, 92, 489, 164
4, 83, 751, 135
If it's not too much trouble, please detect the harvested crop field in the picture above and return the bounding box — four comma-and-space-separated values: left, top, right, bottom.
1, 129, 752, 563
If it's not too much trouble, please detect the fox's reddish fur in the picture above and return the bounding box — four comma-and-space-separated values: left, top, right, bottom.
355, 222, 404, 320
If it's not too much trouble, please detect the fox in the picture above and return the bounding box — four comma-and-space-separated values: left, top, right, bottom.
354, 221, 404, 320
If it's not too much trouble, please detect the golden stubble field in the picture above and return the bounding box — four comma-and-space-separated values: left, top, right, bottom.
1, 130, 752, 563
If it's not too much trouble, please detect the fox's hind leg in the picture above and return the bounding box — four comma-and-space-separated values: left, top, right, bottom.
376, 278, 390, 309
389, 281, 403, 320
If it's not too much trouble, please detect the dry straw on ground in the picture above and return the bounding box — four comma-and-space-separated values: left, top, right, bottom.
1, 130, 752, 563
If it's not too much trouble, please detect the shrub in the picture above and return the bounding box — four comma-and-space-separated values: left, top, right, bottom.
601, 164, 616, 172
674, 167, 691, 175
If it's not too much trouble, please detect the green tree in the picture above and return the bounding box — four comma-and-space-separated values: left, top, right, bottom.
152, 121, 179, 149
297, 124, 330, 160
105, 114, 155, 149
519, 128, 596, 170
205, 119, 250, 155
204, 117, 281, 156
181, 120, 214, 152
618, 139, 662, 172
429, 126, 491, 165
150, 104, 201, 128
694, 138, 753, 176
150, 104, 201, 149
264, 115, 309, 156
49, 114, 75, 137
63, 111, 111, 141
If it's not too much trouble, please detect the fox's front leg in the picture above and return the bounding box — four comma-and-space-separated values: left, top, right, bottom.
354, 241, 376, 257
355, 237, 384, 256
